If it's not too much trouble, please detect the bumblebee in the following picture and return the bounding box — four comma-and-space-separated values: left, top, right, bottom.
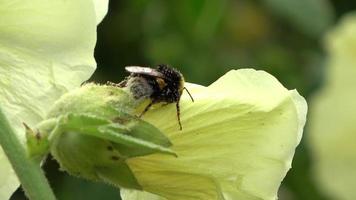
120, 64, 194, 130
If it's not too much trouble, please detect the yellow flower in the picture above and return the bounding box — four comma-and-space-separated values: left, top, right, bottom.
308, 13, 356, 200
121, 69, 307, 200
0, 0, 108, 199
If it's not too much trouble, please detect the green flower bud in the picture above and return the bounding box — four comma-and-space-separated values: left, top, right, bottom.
28, 84, 175, 190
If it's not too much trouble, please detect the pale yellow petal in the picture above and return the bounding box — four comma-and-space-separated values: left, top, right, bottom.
121, 190, 166, 200
0, 0, 99, 198
92, 0, 109, 24
308, 13, 356, 200
0, 151, 18, 200
122, 69, 307, 200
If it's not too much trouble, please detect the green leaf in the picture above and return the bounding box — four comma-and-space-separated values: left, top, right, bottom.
121, 69, 307, 200
96, 163, 142, 190
0, 0, 108, 199
59, 113, 176, 157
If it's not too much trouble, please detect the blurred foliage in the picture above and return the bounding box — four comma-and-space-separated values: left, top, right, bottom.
262, 0, 334, 37
10, 0, 356, 199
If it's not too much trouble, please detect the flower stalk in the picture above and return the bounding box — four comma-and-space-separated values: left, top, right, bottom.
0, 108, 56, 200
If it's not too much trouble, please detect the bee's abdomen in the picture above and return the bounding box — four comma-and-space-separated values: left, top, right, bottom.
126, 76, 154, 100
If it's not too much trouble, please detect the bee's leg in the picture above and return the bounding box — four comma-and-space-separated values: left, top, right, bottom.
117, 79, 128, 87
106, 76, 130, 88
106, 81, 118, 86
176, 101, 182, 130
106, 80, 127, 87
139, 101, 153, 118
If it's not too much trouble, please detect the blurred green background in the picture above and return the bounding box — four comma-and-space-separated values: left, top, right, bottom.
10, 0, 356, 199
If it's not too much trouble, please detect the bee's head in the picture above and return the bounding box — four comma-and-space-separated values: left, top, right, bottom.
156, 64, 185, 96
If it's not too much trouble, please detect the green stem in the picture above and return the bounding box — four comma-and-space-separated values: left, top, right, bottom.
0, 108, 56, 200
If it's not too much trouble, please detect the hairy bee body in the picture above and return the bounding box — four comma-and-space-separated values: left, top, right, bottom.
120, 64, 192, 130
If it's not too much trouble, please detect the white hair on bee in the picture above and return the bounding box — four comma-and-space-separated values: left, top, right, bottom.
126, 76, 154, 100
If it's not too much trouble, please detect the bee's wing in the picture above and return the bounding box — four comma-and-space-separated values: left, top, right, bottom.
125, 66, 164, 78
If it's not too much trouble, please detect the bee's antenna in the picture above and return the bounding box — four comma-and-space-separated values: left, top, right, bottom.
183, 87, 194, 102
